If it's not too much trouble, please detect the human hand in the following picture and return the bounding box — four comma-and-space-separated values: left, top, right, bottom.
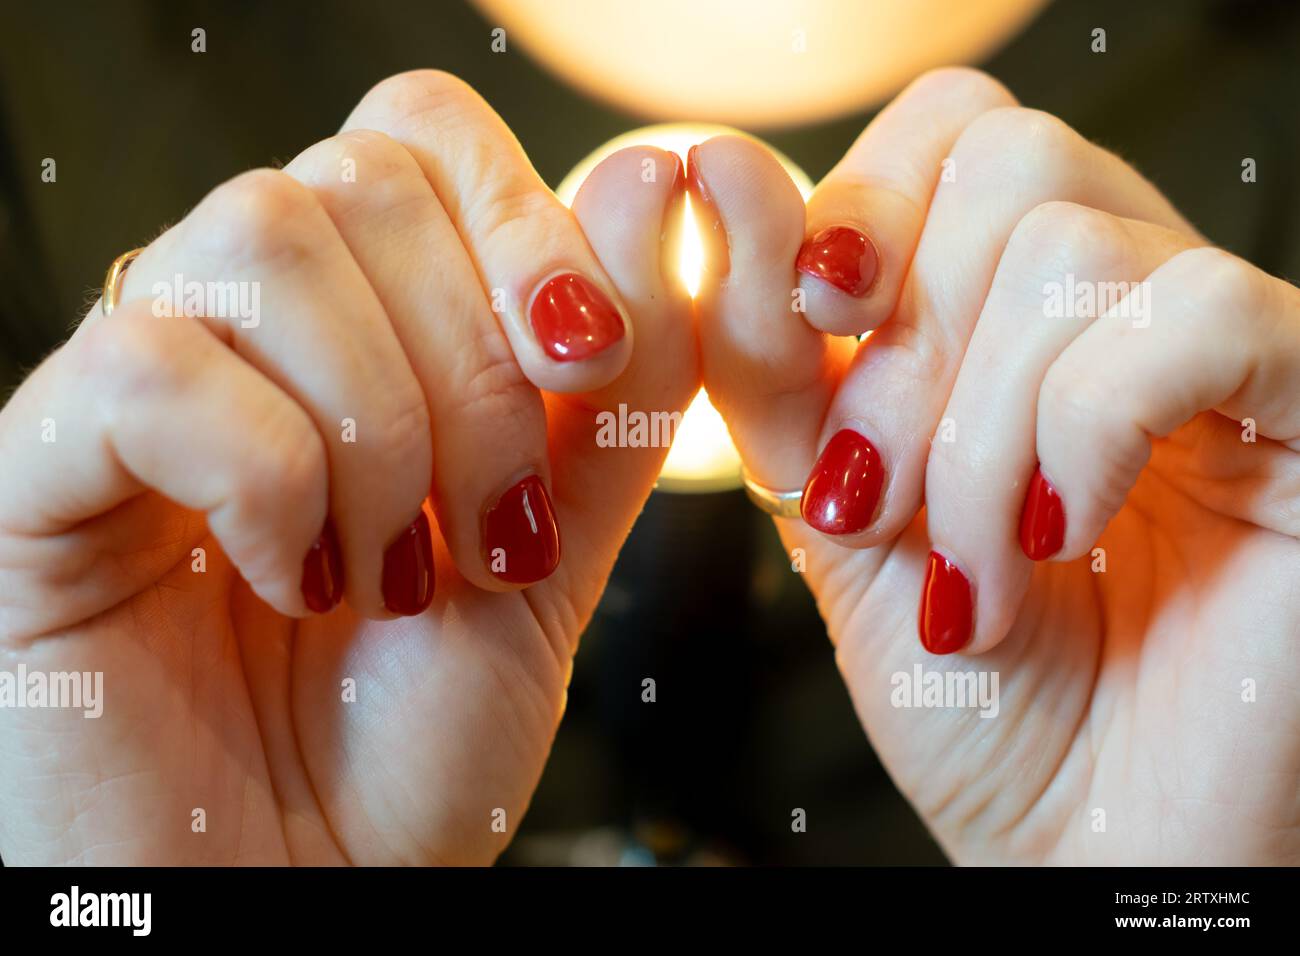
692, 67, 1300, 864
0, 70, 696, 865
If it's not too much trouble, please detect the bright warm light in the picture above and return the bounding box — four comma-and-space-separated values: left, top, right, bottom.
657, 390, 741, 493
555, 124, 811, 492
679, 194, 705, 298
474, 0, 1047, 129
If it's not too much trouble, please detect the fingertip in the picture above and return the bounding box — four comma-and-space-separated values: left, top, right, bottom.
1018, 465, 1067, 562
527, 271, 629, 364
515, 269, 634, 393
573, 145, 681, 217
300, 518, 346, 614
800, 426, 887, 538
379, 507, 436, 618
482, 473, 561, 587
571, 145, 687, 303
918, 548, 974, 656
689, 136, 805, 273
797, 225, 881, 297
454, 488, 564, 595
795, 226, 891, 337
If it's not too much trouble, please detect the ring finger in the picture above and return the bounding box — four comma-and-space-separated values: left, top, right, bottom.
922, 205, 1200, 654
102, 168, 434, 618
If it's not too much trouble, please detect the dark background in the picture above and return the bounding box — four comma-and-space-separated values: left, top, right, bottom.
0, 0, 1296, 864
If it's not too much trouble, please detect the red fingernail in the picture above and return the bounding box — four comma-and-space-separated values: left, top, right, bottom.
685, 144, 730, 277
801, 429, 886, 535
301, 520, 344, 613
918, 551, 973, 655
382, 510, 435, 616
529, 273, 625, 363
796, 226, 879, 297
1019, 465, 1066, 561
484, 475, 561, 585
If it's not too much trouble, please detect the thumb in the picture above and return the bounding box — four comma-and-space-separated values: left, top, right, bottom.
536, 145, 698, 623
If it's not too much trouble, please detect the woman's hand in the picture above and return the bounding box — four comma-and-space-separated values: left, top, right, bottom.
0, 70, 696, 864
692, 67, 1300, 864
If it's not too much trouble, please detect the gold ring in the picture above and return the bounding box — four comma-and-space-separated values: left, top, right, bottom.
741, 467, 803, 519
101, 247, 145, 317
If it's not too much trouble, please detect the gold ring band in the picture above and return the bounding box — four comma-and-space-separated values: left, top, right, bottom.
741, 467, 803, 519
102, 247, 145, 317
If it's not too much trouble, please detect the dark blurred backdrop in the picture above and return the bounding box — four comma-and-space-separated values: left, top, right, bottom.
1, 0, 1296, 864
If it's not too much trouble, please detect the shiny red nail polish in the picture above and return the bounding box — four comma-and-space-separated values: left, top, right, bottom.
918, 551, 973, 655
1019, 465, 1066, 560
796, 226, 879, 297
801, 429, 885, 535
301, 520, 344, 613
382, 510, 435, 616
529, 273, 625, 363
484, 475, 560, 585
685, 144, 730, 277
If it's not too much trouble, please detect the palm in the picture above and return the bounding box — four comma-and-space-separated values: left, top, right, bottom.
786, 414, 1300, 865
10, 497, 568, 865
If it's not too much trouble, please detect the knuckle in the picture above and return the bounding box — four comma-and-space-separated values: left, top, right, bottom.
954, 107, 1081, 190
456, 334, 537, 431
235, 406, 326, 521
468, 177, 557, 250
1005, 201, 1122, 282
905, 66, 1015, 111
1013, 201, 1115, 252
88, 312, 185, 407
927, 433, 1001, 508
373, 389, 433, 476
358, 69, 480, 129
1040, 357, 1108, 439
298, 129, 422, 196
886, 317, 950, 389
193, 168, 321, 267
1158, 247, 1258, 318
324, 127, 405, 163
356, 69, 545, 248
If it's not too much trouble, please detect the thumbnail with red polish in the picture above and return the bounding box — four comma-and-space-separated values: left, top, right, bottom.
529, 273, 625, 362
382, 510, 435, 616
796, 226, 879, 297
1019, 465, 1066, 561
918, 551, 973, 655
301, 520, 344, 613
685, 145, 730, 277
801, 429, 885, 535
484, 475, 561, 584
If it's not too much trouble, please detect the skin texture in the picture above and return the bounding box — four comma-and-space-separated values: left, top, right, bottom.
695, 68, 1300, 865
0, 72, 696, 865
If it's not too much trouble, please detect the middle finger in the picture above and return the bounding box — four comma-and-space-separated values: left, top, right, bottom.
283, 129, 560, 591
806, 106, 1199, 549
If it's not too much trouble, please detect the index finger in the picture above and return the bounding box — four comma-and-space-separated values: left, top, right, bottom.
343, 70, 634, 393
796, 67, 1017, 336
